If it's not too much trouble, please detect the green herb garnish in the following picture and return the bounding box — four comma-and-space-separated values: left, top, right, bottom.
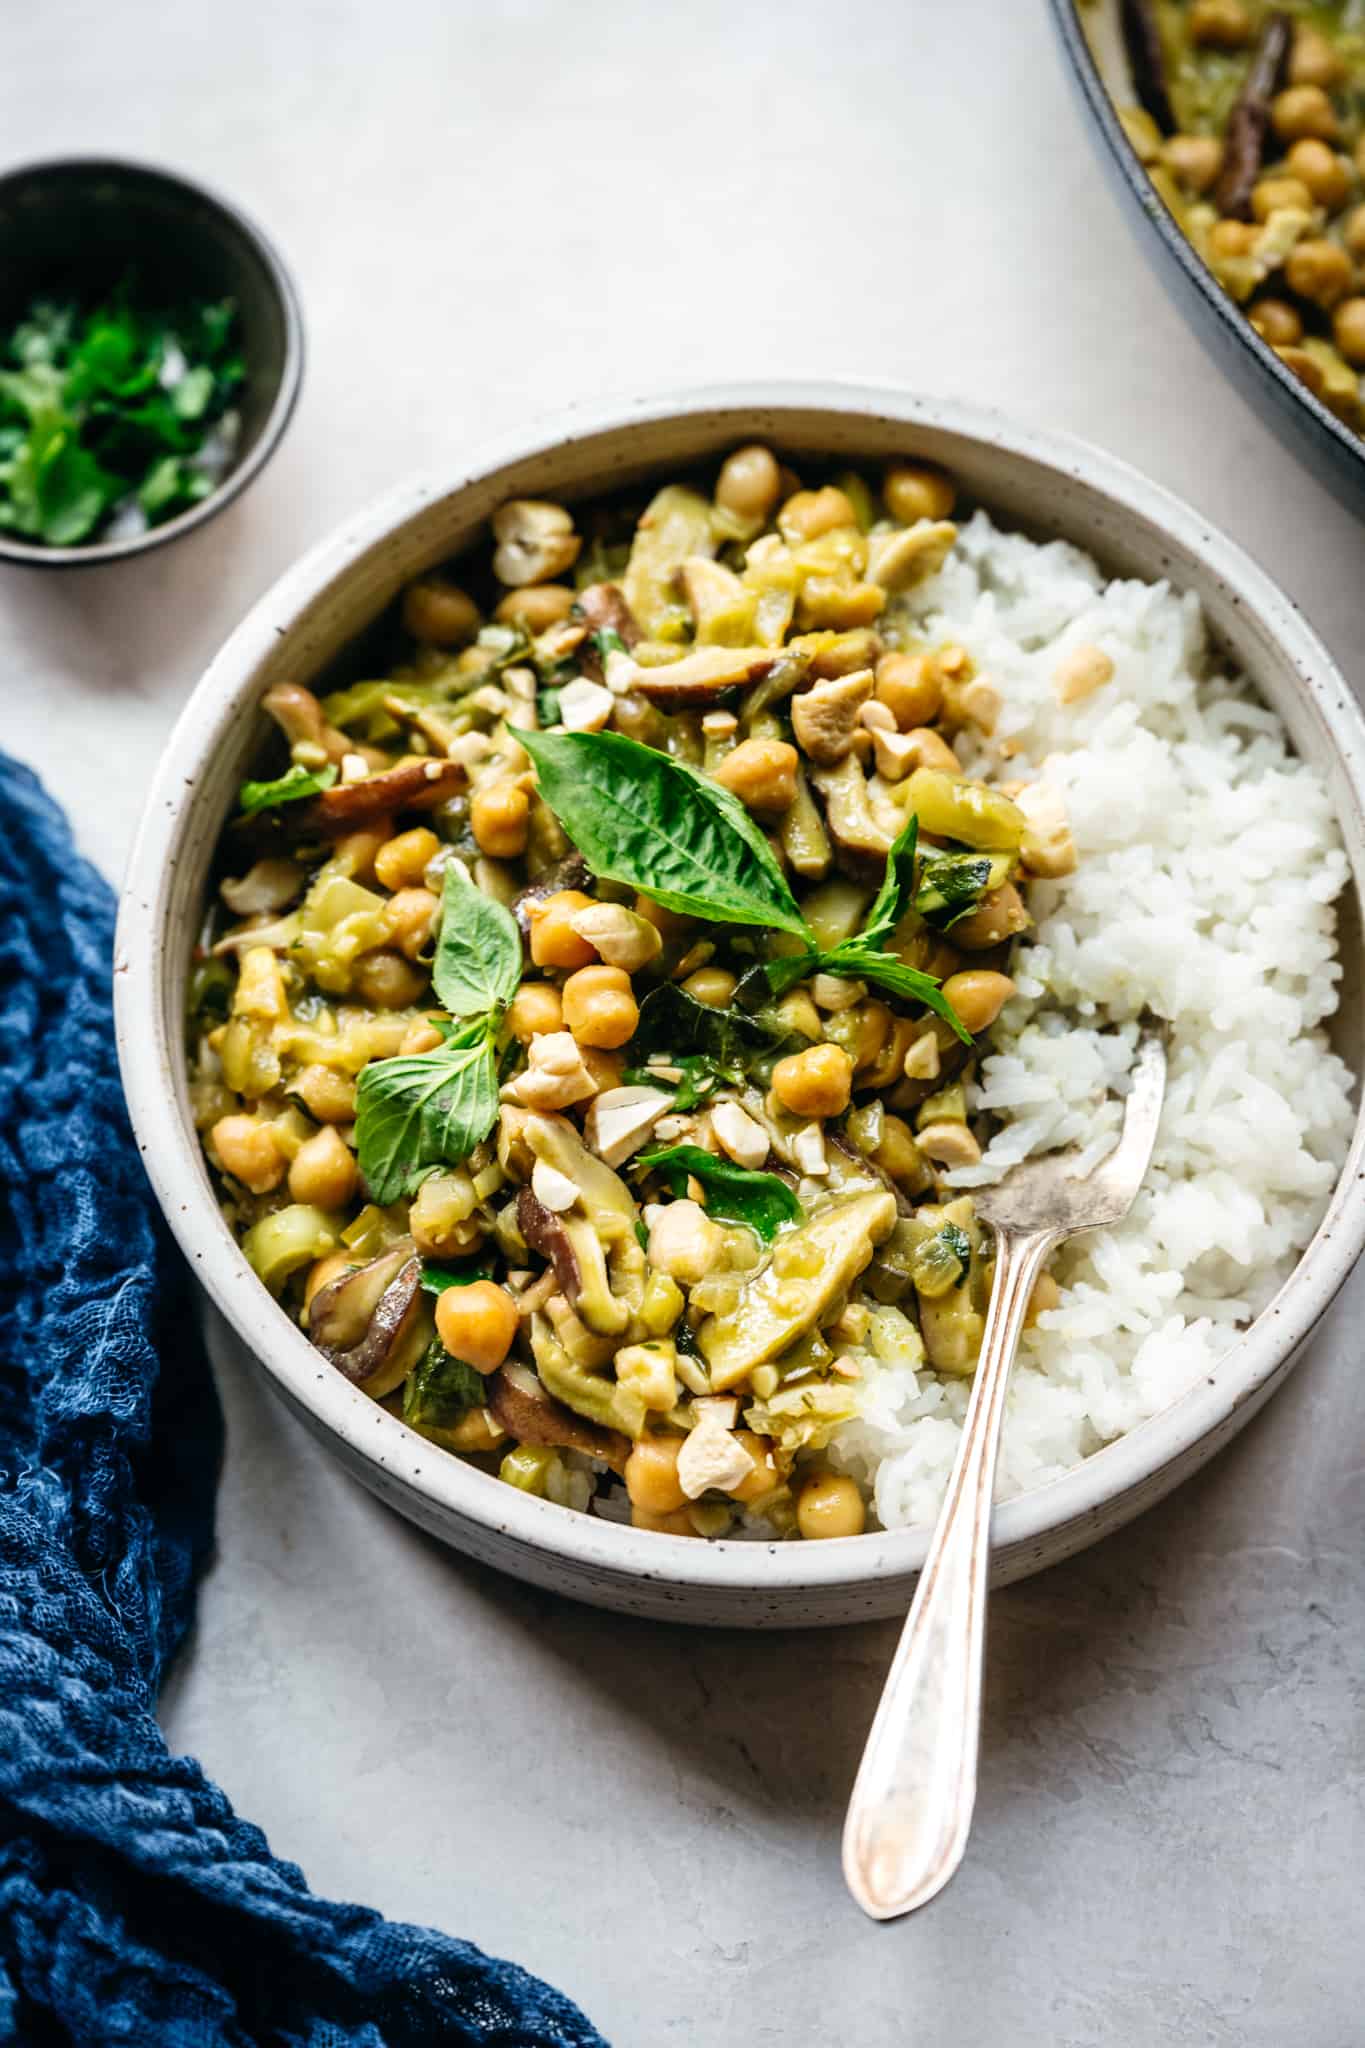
403, 1337, 487, 1433
0, 281, 244, 548
419, 1260, 493, 1295
237, 763, 339, 817
638, 1143, 802, 1242
431, 858, 523, 1019
520, 728, 809, 935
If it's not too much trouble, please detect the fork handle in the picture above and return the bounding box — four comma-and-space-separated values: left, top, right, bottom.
842, 1223, 1057, 1920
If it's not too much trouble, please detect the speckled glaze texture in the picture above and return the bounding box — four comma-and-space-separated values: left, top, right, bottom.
1047, 0, 1365, 518
115, 384, 1365, 1628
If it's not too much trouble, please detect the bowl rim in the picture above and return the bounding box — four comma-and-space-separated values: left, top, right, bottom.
1045, 0, 1365, 495
114, 378, 1365, 1602
0, 153, 305, 569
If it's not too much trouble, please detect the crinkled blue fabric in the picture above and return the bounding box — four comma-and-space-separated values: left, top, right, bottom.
0, 753, 608, 2048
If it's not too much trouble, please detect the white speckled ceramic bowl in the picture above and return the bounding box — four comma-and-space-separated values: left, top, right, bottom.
115, 384, 1365, 1627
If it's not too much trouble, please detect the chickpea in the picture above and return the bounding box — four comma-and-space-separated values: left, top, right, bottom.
778, 485, 858, 543
507, 982, 565, 1041
1284, 236, 1353, 308
1343, 203, 1365, 258
772, 1042, 854, 1119
400, 1018, 444, 1054
305, 1250, 352, 1308
293, 1064, 357, 1124
1188, 0, 1250, 47
529, 889, 598, 970
796, 1470, 866, 1539
1025, 1271, 1062, 1329
494, 583, 576, 632
682, 965, 738, 1007
1161, 132, 1223, 194
1285, 138, 1350, 212
1332, 296, 1365, 364
874, 650, 942, 729
561, 963, 639, 1050
332, 825, 391, 884
1251, 175, 1313, 221
1355, 135, 1365, 181
435, 1280, 518, 1374
381, 886, 439, 960
951, 882, 1029, 951
288, 1125, 359, 1209
883, 462, 955, 525
1249, 296, 1304, 346
625, 1435, 687, 1514
1290, 24, 1344, 90
374, 826, 440, 893
941, 969, 1015, 1034
353, 949, 427, 1009
647, 1199, 724, 1288
581, 1046, 625, 1094
631, 1504, 698, 1535
1271, 85, 1339, 145
711, 737, 799, 817
401, 577, 480, 647
1274, 344, 1327, 396
716, 444, 782, 523
728, 1431, 781, 1504
471, 779, 530, 859
211, 1114, 286, 1194
1208, 218, 1258, 260
874, 1113, 925, 1188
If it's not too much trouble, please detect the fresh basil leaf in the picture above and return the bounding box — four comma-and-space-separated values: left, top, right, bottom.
914, 848, 1001, 930
763, 950, 821, 1000
824, 940, 972, 1045
355, 1025, 499, 1205
419, 1259, 492, 1295
638, 1143, 801, 1242
940, 1221, 972, 1269
537, 686, 563, 726
432, 858, 522, 1019
237, 762, 339, 817
623, 1052, 734, 1112
862, 812, 919, 948
630, 981, 808, 1076
521, 728, 809, 935
403, 1336, 487, 1432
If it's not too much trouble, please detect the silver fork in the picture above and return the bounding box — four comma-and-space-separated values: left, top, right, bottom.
842, 1028, 1168, 1920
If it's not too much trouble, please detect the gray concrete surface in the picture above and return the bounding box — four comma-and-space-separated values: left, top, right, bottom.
4, 2, 1363, 2041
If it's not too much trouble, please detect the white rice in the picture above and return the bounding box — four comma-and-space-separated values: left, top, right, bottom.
826, 512, 1356, 1532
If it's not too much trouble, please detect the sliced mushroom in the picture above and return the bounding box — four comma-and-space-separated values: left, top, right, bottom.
515, 1113, 646, 1335
488, 1360, 630, 1470
681, 556, 757, 645
790, 667, 875, 765
220, 858, 306, 917
866, 521, 957, 592
493, 500, 582, 587
262, 682, 355, 766
530, 1306, 649, 1438
298, 757, 466, 834
622, 644, 778, 708
1213, 10, 1292, 219
576, 581, 642, 650
697, 1189, 897, 1391
809, 755, 894, 871
307, 1241, 424, 1394
211, 910, 302, 957
1119, 0, 1175, 135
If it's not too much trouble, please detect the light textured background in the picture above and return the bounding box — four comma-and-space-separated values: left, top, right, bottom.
5, 3, 1365, 2043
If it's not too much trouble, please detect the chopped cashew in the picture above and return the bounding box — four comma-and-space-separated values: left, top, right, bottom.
502, 1031, 599, 1111
811, 972, 865, 1011
583, 1085, 673, 1167
531, 1159, 580, 1213
558, 678, 614, 733
790, 667, 875, 765
1016, 782, 1078, 878
677, 1415, 756, 1499
958, 677, 1002, 734
220, 859, 304, 916
1053, 642, 1114, 705
917, 1121, 982, 1168
710, 1100, 770, 1169
647, 1199, 724, 1288
792, 1123, 828, 1177
903, 1030, 941, 1082
569, 902, 663, 971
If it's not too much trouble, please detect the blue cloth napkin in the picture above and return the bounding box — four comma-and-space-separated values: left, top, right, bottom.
0, 752, 607, 2048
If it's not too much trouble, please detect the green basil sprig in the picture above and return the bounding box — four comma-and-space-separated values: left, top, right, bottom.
237, 762, 338, 817
522, 730, 969, 1042
354, 861, 522, 1202
638, 1143, 802, 1242
520, 728, 809, 935
403, 1337, 487, 1433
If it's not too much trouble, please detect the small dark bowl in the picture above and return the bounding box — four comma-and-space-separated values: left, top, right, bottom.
1047, 0, 1365, 519
0, 157, 304, 567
